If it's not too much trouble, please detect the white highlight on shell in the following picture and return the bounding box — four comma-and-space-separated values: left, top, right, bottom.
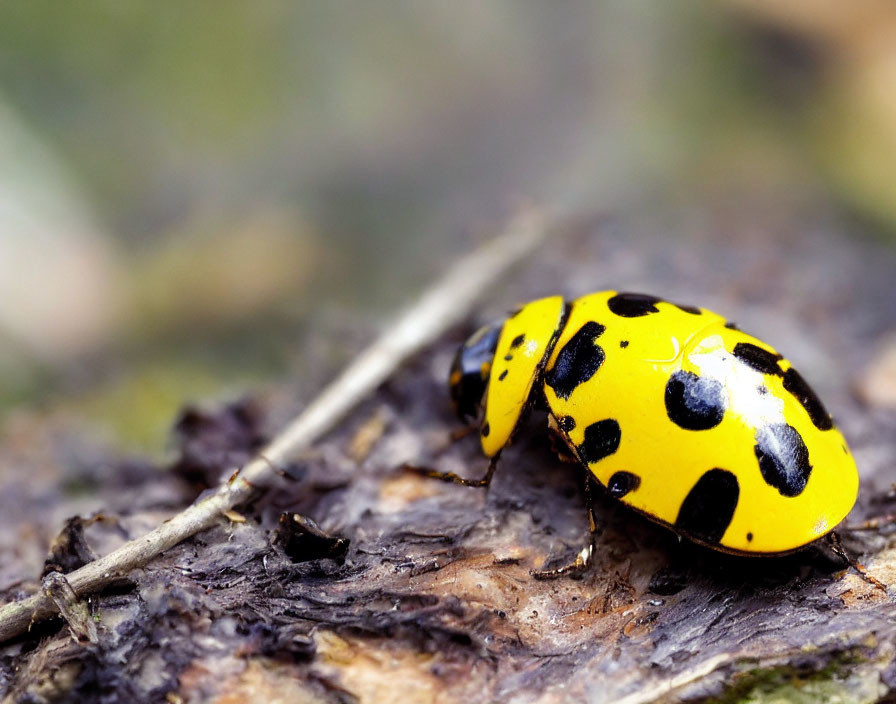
688, 334, 787, 430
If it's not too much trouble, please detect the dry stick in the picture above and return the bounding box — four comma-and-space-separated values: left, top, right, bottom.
0, 210, 552, 644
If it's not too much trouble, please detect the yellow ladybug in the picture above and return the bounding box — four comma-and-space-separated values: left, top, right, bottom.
440, 291, 859, 565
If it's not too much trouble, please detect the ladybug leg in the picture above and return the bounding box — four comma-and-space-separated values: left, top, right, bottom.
825, 531, 888, 592
531, 473, 598, 580
401, 453, 500, 488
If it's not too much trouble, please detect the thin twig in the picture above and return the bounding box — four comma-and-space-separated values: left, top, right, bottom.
0, 209, 552, 644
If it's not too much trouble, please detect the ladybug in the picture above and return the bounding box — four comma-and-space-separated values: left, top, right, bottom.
434, 291, 859, 573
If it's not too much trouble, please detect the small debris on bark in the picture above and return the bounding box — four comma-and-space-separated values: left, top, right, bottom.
273, 513, 350, 565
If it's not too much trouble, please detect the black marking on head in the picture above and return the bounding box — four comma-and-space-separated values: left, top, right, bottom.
619, 340, 629, 348
674, 468, 739, 544
557, 415, 576, 432
510, 334, 525, 349
607, 293, 661, 318
724, 321, 739, 330
481, 421, 490, 437
450, 323, 501, 421
674, 303, 701, 315
498, 370, 508, 381
607, 471, 640, 498
782, 368, 833, 431
746, 532, 753, 542
544, 321, 606, 400
664, 371, 727, 431
577, 419, 620, 465
733, 342, 783, 376
754, 423, 812, 497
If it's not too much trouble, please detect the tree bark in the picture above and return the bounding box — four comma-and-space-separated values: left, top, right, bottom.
2, 209, 895, 704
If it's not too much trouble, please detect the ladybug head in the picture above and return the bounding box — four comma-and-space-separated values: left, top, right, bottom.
448, 322, 502, 422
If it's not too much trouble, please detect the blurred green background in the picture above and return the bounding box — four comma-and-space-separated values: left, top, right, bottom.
1, 1, 894, 453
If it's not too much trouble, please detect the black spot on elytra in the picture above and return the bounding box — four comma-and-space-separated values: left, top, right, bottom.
665, 371, 727, 430
754, 423, 812, 497
724, 321, 739, 330
619, 340, 629, 348
498, 370, 508, 381
607, 471, 640, 498
674, 468, 740, 544
733, 342, 784, 376
510, 334, 525, 349
674, 303, 701, 315
545, 321, 606, 400
503, 354, 513, 361
577, 419, 621, 465
481, 422, 490, 437
782, 368, 833, 430
607, 293, 661, 318
746, 532, 753, 542
557, 415, 576, 432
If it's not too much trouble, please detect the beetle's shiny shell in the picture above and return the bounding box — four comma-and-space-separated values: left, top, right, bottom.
470, 290, 859, 555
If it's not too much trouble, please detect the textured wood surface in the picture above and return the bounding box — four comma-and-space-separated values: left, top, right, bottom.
2, 209, 896, 703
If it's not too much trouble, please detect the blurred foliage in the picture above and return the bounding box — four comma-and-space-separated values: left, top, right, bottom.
0, 3, 294, 221
0, 1, 893, 453
726, 0, 896, 230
